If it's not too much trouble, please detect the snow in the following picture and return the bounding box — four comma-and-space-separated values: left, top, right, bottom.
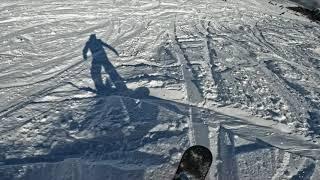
1, 0, 320, 179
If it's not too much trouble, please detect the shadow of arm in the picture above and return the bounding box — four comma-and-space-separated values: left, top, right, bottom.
102, 41, 119, 56
82, 42, 89, 60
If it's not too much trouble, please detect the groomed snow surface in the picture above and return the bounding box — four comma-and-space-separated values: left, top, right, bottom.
1, 0, 320, 179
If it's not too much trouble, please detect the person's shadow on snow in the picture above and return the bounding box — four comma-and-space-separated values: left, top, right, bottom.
77, 34, 150, 98
82, 34, 128, 95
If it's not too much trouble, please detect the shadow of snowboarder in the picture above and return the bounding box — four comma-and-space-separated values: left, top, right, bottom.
82, 34, 128, 95
81, 34, 150, 99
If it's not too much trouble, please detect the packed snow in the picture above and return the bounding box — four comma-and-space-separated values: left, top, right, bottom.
1, 0, 320, 179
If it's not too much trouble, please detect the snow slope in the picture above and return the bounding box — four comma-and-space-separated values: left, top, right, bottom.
1, 0, 320, 179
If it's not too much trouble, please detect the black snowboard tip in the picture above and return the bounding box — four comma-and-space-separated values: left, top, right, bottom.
173, 145, 213, 180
